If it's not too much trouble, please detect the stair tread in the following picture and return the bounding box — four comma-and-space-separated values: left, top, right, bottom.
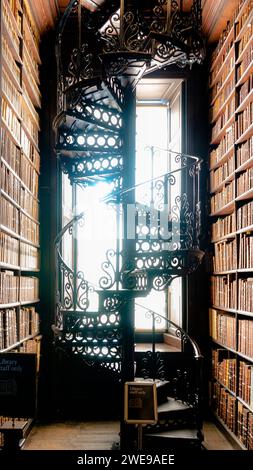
146, 428, 199, 440
158, 398, 192, 414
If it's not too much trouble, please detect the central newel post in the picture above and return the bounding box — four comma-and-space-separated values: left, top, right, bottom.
120, 87, 137, 450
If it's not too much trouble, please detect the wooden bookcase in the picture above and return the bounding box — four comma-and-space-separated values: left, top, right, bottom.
0, 0, 41, 447
209, 0, 253, 450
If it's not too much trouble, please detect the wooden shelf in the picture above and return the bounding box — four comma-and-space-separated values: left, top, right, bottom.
211, 339, 237, 354
236, 34, 253, 66
1, 156, 39, 201
211, 90, 236, 124
2, 56, 22, 93
211, 232, 237, 244
236, 60, 253, 88
237, 310, 253, 317
210, 114, 235, 145
213, 413, 246, 450
210, 29, 234, 76
0, 262, 21, 271
235, 122, 253, 145
0, 300, 40, 309
211, 305, 238, 314
236, 89, 253, 114
210, 68, 235, 106
237, 396, 253, 413
209, 145, 234, 172
23, 15, 41, 65
1, 118, 21, 147
210, 171, 235, 195
235, 1, 253, 43
236, 156, 253, 173
22, 65, 41, 109
2, 20, 22, 65
213, 270, 237, 275
210, 201, 235, 217
0, 333, 40, 353
0, 189, 39, 224
237, 224, 253, 234
213, 378, 236, 397
0, 224, 40, 248
236, 187, 253, 202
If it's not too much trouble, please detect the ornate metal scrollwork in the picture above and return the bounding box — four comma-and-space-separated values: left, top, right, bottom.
99, 249, 117, 290
140, 350, 166, 381
67, 43, 94, 86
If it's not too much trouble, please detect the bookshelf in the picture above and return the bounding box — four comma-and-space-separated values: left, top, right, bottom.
0, 0, 41, 447
209, 0, 253, 450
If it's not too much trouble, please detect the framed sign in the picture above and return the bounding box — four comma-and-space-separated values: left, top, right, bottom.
124, 381, 158, 424
0, 353, 37, 418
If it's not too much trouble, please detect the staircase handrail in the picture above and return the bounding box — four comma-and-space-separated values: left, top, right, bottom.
101, 149, 202, 204
135, 302, 202, 360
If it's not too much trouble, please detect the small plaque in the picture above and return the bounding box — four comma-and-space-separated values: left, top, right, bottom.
124, 381, 158, 424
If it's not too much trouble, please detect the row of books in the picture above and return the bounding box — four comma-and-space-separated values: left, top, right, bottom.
0, 272, 39, 305
213, 239, 237, 272
0, 271, 19, 304
238, 74, 253, 106
0, 306, 39, 350
0, 196, 39, 245
209, 308, 236, 349
210, 67, 234, 104
211, 77, 235, 121
21, 128, 40, 169
238, 318, 253, 358
2, 0, 21, 58
0, 232, 39, 268
211, 213, 236, 240
210, 182, 234, 213
2, 69, 22, 117
237, 402, 253, 449
238, 278, 253, 311
237, 137, 253, 167
236, 101, 253, 139
237, 199, 253, 229
236, 44, 253, 83
0, 127, 21, 175
209, 126, 235, 169
238, 360, 253, 408
237, 21, 253, 59
235, 0, 253, 38
22, 98, 40, 147
238, 233, 253, 268
212, 381, 236, 433
20, 212, 39, 245
210, 43, 234, 88
210, 154, 235, 191
23, 0, 40, 50
210, 275, 237, 310
211, 97, 236, 141
1, 161, 39, 220
239, 172, 253, 201
2, 37, 21, 87
0, 196, 19, 234
2, 97, 21, 144
212, 349, 236, 392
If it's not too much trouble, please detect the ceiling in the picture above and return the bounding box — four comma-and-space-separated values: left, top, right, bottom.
30, 0, 240, 44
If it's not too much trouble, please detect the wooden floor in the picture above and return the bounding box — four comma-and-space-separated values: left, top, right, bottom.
23, 420, 237, 451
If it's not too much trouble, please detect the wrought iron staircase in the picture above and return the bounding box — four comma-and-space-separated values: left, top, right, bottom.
52, 0, 205, 449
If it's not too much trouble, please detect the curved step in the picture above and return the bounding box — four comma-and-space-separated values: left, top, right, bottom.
145, 428, 201, 441
56, 128, 123, 156
158, 398, 193, 417
64, 77, 124, 112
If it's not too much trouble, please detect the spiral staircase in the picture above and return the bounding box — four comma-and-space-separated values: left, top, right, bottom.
52, 0, 205, 450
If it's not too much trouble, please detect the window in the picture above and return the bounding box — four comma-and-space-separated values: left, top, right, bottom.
135, 78, 183, 331
60, 77, 183, 329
